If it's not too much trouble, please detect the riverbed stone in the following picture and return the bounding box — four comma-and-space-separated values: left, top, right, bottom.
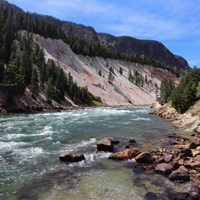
144, 192, 159, 200
180, 149, 192, 158
168, 192, 190, 200
192, 148, 200, 157
109, 148, 141, 160
195, 127, 200, 134
188, 141, 200, 150
195, 155, 200, 162
155, 163, 173, 175
59, 151, 85, 162
169, 166, 190, 182
97, 138, 114, 152
135, 152, 154, 164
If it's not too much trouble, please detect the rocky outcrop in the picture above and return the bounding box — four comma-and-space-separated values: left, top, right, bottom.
109, 148, 140, 160
59, 151, 85, 162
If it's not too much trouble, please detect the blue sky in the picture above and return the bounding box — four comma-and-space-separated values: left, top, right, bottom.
8, 0, 200, 67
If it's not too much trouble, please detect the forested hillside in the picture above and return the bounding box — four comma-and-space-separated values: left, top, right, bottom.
159, 68, 200, 113
0, 0, 188, 113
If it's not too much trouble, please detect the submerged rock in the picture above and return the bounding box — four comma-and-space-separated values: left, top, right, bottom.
168, 192, 190, 200
59, 151, 85, 162
135, 152, 154, 164
169, 166, 190, 182
129, 139, 136, 144
144, 192, 159, 200
109, 148, 141, 160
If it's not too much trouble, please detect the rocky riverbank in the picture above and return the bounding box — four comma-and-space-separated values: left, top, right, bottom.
151, 101, 200, 132
59, 134, 200, 199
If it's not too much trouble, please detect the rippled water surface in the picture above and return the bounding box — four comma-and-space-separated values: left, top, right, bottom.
0, 106, 189, 200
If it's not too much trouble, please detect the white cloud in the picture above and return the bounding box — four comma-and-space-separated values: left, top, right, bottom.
189, 59, 200, 67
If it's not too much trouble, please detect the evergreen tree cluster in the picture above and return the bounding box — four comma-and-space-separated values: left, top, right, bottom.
159, 79, 175, 104
0, 32, 102, 106
128, 69, 145, 87
159, 68, 200, 113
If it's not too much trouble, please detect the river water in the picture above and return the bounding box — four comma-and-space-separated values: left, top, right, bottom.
0, 106, 191, 200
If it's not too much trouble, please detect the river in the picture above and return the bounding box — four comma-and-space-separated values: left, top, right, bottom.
0, 106, 190, 199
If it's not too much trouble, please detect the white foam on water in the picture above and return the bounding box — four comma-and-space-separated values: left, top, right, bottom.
68, 151, 112, 168
0, 141, 28, 151
130, 117, 151, 121
61, 138, 97, 152
12, 147, 44, 160
76, 138, 97, 148
134, 108, 150, 114
3, 133, 28, 139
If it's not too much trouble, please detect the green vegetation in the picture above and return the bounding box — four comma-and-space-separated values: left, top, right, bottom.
160, 68, 200, 113
159, 79, 175, 104
128, 68, 145, 87
171, 68, 200, 113
196, 82, 200, 99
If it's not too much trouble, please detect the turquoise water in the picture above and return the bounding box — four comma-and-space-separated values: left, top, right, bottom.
0, 106, 189, 200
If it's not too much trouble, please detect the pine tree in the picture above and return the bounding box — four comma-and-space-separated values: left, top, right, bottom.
46, 77, 54, 103
108, 67, 114, 83
119, 67, 123, 75
55, 68, 65, 100
128, 69, 133, 82
3, 15, 14, 63
98, 69, 102, 76
30, 68, 38, 92
197, 82, 200, 99
160, 79, 175, 104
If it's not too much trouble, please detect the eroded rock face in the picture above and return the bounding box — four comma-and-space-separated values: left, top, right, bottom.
97, 138, 115, 152
135, 152, 154, 164
59, 151, 85, 162
169, 166, 190, 182
109, 148, 141, 160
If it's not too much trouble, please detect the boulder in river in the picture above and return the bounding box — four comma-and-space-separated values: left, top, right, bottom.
109, 148, 141, 160
97, 138, 119, 152
59, 151, 85, 162
169, 166, 190, 182
135, 152, 154, 164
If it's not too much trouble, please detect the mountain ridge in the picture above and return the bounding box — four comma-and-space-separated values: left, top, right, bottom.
3, 0, 190, 70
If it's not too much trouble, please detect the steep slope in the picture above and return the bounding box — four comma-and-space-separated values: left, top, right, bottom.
60, 23, 189, 70
33, 33, 177, 106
